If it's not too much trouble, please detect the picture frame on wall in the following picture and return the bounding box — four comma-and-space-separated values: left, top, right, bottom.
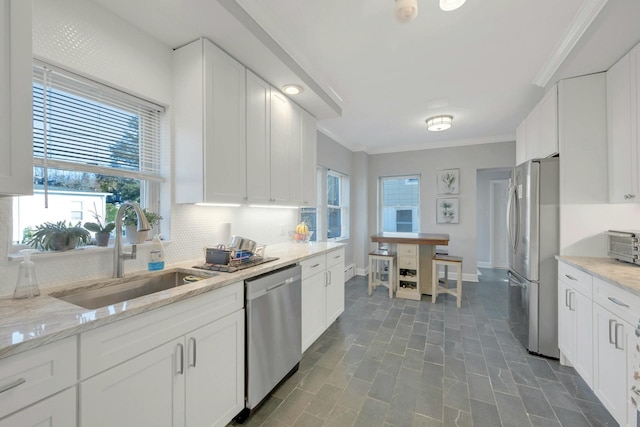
437, 169, 459, 195
436, 198, 459, 224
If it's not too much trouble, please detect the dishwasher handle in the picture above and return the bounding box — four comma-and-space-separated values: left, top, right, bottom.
266, 277, 294, 292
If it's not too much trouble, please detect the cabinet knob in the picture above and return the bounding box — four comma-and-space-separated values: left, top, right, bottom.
625, 194, 636, 200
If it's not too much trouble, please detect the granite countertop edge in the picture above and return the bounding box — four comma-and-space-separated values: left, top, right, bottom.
555, 255, 640, 297
0, 241, 344, 361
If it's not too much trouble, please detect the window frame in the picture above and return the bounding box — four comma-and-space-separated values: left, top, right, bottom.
378, 175, 421, 233
326, 169, 349, 241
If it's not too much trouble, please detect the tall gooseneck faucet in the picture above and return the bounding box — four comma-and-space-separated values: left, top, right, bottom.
113, 201, 152, 278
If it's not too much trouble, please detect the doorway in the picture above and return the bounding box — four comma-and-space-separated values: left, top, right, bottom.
490, 179, 509, 268
476, 168, 512, 271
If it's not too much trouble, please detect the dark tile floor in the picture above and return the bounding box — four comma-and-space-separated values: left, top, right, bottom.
235, 268, 618, 427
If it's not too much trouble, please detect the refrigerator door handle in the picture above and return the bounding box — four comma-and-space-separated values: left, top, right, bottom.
507, 183, 519, 254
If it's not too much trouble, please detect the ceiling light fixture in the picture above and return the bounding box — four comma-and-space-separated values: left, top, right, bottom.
426, 115, 453, 131
395, 0, 418, 23
282, 84, 303, 95
439, 0, 467, 11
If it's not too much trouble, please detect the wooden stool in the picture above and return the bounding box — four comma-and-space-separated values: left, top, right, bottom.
431, 255, 463, 308
368, 250, 396, 298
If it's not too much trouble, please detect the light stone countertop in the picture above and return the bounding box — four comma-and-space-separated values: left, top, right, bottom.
556, 255, 640, 297
0, 241, 344, 361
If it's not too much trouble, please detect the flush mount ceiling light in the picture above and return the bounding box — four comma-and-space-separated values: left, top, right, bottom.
282, 84, 303, 95
439, 0, 467, 11
426, 115, 453, 131
395, 0, 418, 23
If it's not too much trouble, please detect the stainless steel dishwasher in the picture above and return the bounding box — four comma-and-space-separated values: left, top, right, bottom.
244, 264, 301, 413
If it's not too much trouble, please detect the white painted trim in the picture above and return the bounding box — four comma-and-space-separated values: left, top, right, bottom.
365, 134, 515, 155
345, 263, 356, 281
532, 0, 608, 87
489, 179, 510, 269
477, 261, 492, 269
356, 267, 368, 277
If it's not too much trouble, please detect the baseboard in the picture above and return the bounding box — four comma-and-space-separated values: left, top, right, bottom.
356, 267, 367, 277
345, 263, 356, 281
477, 261, 492, 268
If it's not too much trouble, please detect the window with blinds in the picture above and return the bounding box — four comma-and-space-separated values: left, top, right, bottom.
11, 61, 165, 245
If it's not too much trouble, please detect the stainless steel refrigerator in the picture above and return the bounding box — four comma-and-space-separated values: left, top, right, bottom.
507, 158, 559, 358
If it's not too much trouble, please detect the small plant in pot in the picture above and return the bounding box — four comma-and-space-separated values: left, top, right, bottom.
27, 221, 91, 251
83, 208, 115, 247
123, 207, 163, 244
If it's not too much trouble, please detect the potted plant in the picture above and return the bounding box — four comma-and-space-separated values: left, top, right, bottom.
123, 207, 163, 244
26, 221, 91, 251
84, 208, 115, 247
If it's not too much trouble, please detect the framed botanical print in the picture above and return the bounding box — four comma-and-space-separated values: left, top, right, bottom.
436, 198, 459, 224
437, 169, 459, 195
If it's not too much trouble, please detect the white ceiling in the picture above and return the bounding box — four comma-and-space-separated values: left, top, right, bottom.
92, 0, 640, 154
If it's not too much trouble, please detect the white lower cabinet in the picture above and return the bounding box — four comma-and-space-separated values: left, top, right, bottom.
301, 248, 345, 353
0, 388, 76, 427
593, 303, 630, 426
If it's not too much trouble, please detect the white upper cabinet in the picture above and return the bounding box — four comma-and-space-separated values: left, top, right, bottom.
289, 101, 303, 205
246, 70, 271, 204
269, 89, 292, 203
607, 43, 640, 203
301, 111, 317, 206
0, 0, 32, 196
516, 84, 558, 164
174, 38, 246, 204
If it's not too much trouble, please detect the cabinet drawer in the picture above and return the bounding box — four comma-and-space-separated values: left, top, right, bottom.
0, 336, 77, 419
558, 262, 593, 297
593, 277, 640, 326
326, 247, 345, 268
397, 244, 418, 257
398, 257, 417, 269
300, 254, 326, 279
80, 282, 243, 379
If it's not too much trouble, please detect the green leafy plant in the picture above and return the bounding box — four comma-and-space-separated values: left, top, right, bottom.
83, 204, 115, 234
440, 172, 456, 191
122, 207, 163, 228
26, 221, 90, 251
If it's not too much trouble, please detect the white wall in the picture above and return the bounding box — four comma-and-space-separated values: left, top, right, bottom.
558, 73, 640, 256
476, 168, 512, 266
0, 0, 299, 297
368, 141, 516, 281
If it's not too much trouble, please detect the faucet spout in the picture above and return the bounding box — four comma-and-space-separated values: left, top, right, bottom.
113, 201, 152, 278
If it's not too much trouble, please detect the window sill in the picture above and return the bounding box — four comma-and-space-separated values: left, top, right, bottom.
8, 240, 172, 261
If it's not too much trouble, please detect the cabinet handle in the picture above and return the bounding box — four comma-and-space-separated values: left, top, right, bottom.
0, 378, 26, 395
189, 337, 197, 368
328, 270, 332, 285
615, 323, 624, 350
310, 263, 320, 269
333, 255, 341, 259
607, 296, 630, 308
568, 291, 575, 311
565, 288, 570, 307
565, 274, 577, 281
625, 194, 636, 200
609, 319, 616, 345
176, 343, 184, 375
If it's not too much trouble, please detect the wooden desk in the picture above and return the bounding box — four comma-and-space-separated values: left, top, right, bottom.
371, 232, 450, 300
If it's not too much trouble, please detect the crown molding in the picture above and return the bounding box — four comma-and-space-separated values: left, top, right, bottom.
365, 134, 515, 155
533, 0, 608, 87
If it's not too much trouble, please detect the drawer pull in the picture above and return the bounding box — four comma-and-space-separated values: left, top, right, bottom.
565, 274, 577, 281
333, 255, 341, 259
0, 378, 26, 394
310, 264, 321, 269
607, 297, 630, 308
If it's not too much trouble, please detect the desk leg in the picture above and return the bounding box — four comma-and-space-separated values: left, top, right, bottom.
420, 244, 436, 296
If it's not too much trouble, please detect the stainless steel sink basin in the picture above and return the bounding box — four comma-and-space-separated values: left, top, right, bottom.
52, 271, 211, 310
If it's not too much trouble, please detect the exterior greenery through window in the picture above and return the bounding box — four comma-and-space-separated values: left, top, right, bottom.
301, 168, 349, 241
12, 62, 164, 244
379, 175, 420, 232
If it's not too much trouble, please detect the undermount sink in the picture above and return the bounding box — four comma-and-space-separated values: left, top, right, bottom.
52, 271, 211, 310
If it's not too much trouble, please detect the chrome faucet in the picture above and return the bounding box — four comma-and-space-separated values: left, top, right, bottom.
113, 201, 152, 278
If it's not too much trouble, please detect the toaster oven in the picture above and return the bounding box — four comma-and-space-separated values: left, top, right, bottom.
607, 230, 640, 264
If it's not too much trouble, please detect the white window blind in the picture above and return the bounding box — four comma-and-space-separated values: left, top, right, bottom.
32, 60, 164, 183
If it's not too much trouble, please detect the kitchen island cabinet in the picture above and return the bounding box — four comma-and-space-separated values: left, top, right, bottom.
0, 0, 33, 196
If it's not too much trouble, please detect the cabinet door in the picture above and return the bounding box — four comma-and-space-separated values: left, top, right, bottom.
594, 304, 628, 425
526, 104, 542, 160
80, 339, 185, 427
538, 85, 558, 158
557, 280, 575, 363
301, 111, 317, 207
185, 310, 245, 427
246, 70, 271, 204
203, 40, 247, 204
302, 271, 326, 353
0, 388, 76, 427
0, 0, 32, 196
270, 90, 291, 202
326, 262, 345, 326
289, 102, 303, 205
515, 120, 527, 165
574, 289, 594, 388
607, 52, 637, 203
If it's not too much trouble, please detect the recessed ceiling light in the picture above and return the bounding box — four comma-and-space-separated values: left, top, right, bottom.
395, 0, 418, 23
426, 115, 453, 131
282, 84, 303, 95
440, 0, 467, 11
